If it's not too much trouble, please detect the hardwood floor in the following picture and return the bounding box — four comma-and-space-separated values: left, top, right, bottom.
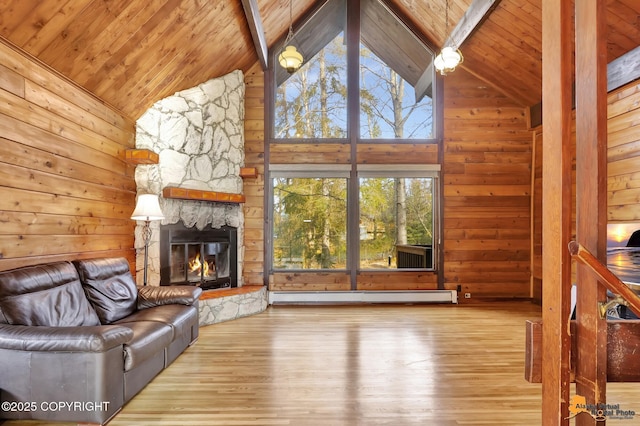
4, 302, 640, 425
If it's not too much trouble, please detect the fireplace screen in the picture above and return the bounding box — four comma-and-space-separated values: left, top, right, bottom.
160, 224, 237, 290
170, 242, 230, 284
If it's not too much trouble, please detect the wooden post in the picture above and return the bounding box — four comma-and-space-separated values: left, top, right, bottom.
574, 1, 608, 424
541, 0, 573, 424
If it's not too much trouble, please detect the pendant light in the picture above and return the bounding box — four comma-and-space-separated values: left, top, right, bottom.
278, 0, 303, 73
434, 0, 463, 75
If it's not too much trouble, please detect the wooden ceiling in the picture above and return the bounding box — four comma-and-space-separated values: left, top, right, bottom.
0, 0, 638, 121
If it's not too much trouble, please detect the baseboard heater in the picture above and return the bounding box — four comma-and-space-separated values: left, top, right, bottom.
268, 290, 457, 305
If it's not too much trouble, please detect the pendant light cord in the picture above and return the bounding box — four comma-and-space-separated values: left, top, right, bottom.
444, 0, 450, 48
286, 0, 294, 44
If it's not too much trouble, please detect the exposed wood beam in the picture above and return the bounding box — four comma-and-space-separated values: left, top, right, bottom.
541, 0, 573, 423
240, 0, 268, 70
574, 0, 608, 421
529, 47, 640, 128
444, 0, 502, 48
608, 45, 640, 92
418, 0, 500, 101
414, 63, 433, 102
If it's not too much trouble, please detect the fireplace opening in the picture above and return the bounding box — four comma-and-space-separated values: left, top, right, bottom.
160, 223, 237, 290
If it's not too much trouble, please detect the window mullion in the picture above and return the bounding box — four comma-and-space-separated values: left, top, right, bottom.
346, 0, 360, 289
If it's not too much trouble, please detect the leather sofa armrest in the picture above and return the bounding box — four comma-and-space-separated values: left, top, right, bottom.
137, 285, 203, 310
0, 324, 133, 352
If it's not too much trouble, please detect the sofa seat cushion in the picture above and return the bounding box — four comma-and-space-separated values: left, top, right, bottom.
0, 324, 132, 352
116, 321, 172, 371
115, 305, 197, 341
74, 258, 138, 324
0, 262, 100, 327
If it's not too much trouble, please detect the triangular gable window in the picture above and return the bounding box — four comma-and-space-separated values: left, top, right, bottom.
272, 0, 437, 141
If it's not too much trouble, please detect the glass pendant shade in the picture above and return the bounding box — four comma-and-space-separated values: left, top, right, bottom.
279, 45, 303, 73
434, 46, 463, 75
278, 0, 303, 73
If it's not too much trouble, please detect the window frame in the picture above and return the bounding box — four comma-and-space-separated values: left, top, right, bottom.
269, 164, 351, 273
268, 165, 440, 273
265, 0, 444, 283
269, 0, 440, 144
357, 165, 440, 272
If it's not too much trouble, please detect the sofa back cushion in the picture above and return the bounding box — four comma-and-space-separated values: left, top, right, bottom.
0, 261, 101, 326
74, 258, 138, 324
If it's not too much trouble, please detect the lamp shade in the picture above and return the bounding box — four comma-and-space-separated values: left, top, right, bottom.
434, 46, 463, 75
131, 194, 164, 221
278, 45, 303, 73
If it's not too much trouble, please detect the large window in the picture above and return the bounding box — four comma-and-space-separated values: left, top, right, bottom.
272, 0, 436, 141
272, 169, 348, 270
271, 166, 439, 272
274, 0, 347, 140
359, 0, 435, 139
359, 172, 436, 269
359, 47, 434, 139
269, 0, 441, 274
275, 33, 348, 139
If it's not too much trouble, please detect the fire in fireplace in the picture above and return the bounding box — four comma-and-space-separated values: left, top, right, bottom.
160, 223, 237, 290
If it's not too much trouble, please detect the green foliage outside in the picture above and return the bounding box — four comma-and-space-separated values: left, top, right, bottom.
273, 178, 347, 269
359, 177, 434, 269
272, 28, 436, 271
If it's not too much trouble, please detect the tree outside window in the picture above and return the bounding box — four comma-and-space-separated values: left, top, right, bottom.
270, 0, 439, 273
273, 177, 347, 270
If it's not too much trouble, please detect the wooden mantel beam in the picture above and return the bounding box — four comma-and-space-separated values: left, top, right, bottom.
163, 187, 245, 204
124, 149, 159, 164
240, 0, 268, 70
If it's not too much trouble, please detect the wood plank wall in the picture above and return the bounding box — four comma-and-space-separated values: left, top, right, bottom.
530, 80, 640, 303
248, 65, 534, 297
243, 63, 266, 285
608, 82, 640, 222
0, 40, 539, 299
442, 69, 533, 301
0, 39, 137, 273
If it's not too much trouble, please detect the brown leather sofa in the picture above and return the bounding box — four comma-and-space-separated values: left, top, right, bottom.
0, 257, 202, 425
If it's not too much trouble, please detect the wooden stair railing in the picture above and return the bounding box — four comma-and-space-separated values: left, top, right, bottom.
525, 241, 640, 383
569, 240, 640, 317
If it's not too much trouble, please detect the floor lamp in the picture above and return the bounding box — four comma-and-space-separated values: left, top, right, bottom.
131, 194, 165, 286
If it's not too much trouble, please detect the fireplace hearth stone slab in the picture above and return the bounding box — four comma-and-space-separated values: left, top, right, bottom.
198, 285, 267, 326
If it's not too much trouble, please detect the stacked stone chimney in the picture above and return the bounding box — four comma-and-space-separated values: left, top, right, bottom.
132, 70, 245, 286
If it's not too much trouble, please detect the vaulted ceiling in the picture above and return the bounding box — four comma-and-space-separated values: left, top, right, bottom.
0, 0, 638, 121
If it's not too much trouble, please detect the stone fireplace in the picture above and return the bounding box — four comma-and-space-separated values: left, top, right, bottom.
133, 70, 245, 288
